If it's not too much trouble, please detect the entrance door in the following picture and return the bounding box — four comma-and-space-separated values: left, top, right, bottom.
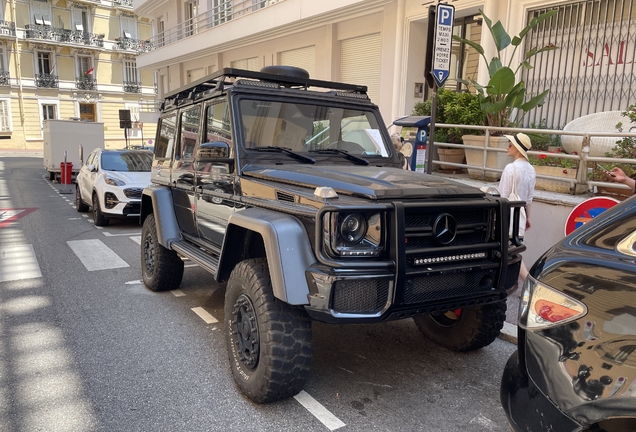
79, 103, 95, 121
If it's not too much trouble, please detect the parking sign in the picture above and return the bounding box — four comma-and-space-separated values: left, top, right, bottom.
432, 3, 454, 87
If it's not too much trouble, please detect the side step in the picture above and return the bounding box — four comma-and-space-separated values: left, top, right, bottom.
171, 240, 219, 276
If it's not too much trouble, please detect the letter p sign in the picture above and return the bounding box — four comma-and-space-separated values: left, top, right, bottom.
438, 6, 453, 26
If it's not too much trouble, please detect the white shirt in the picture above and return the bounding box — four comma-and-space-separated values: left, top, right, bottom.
499, 158, 536, 204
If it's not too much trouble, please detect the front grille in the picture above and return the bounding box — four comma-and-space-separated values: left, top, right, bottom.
404, 207, 490, 250
332, 279, 390, 314
124, 188, 143, 199
504, 261, 521, 290
403, 269, 495, 304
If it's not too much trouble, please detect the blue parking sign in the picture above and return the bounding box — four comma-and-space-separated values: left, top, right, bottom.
432, 4, 454, 87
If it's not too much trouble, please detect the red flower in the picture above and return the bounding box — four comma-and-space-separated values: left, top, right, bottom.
563, 169, 568, 174
539, 154, 548, 159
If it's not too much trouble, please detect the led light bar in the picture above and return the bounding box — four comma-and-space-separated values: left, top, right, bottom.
413, 252, 487, 266
235, 79, 280, 89
340, 250, 381, 257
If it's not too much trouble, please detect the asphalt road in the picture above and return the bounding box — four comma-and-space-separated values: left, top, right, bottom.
0, 155, 518, 432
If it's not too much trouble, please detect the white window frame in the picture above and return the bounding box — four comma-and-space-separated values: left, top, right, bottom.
0, 47, 5, 72
76, 55, 93, 78
35, 50, 54, 75
72, 6, 91, 33
38, 99, 60, 132
120, 15, 138, 40
31, 0, 52, 26
125, 102, 142, 138
0, 98, 13, 133
123, 59, 138, 83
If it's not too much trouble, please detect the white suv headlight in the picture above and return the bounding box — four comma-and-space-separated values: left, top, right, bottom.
104, 176, 125, 186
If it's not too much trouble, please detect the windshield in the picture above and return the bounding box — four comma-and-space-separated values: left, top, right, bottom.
101, 151, 153, 172
239, 99, 391, 157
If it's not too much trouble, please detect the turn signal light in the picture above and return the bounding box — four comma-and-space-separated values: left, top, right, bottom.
535, 300, 580, 323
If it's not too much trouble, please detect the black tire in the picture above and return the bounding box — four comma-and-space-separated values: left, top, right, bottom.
141, 213, 184, 292
413, 300, 507, 352
92, 193, 109, 226
225, 258, 312, 403
48, 171, 55, 181
76, 185, 89, 212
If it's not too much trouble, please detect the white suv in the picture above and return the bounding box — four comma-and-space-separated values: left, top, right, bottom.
76, 148, 153, 226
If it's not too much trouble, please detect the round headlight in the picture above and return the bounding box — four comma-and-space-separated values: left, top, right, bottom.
340, 214, 366, 244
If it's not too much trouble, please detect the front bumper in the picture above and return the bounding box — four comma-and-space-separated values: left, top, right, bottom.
500, 350, 581, 432
98, 186, 144, 217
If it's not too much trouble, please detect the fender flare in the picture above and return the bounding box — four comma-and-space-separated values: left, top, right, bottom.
141, 185, 182, 248
223, 208, 315, 305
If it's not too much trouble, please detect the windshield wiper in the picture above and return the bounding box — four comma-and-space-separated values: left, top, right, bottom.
309, 148, 369, 166
251, 146, 315, 164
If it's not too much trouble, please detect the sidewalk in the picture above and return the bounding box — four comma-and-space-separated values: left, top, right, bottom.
0, 149, 43, 157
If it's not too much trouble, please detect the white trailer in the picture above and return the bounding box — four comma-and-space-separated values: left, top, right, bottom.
43, 119, 104, 181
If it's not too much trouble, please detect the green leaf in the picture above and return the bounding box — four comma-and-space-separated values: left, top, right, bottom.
487, 67, 515, 96
521, 61, 533, 70
488, 58, 503, 77
520, 89, 550, 111
525, 44, 559, 60
506, 83, 525, 109
511, 36, 522, 47
491, 21, 511, 51
519, 10, 558, 39
456, 37, 485, 56
485, 100, 507, 114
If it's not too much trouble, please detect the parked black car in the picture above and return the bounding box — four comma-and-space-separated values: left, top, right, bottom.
501, 197, 636, 431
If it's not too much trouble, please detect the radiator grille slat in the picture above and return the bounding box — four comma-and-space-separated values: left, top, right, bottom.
332, 279, 390, 314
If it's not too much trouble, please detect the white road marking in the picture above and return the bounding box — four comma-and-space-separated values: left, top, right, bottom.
0, 244, 43, 282
67, 218, 82, 220
82, 215, 89, 218
469, 414, 497, 431
130, 235, 141, 245
294, 391, 345, 431
67, 239, 130, 271
104, 232, 141, 237
184, 263, 198, 268
191, 307, 218, 324
171, 289, 185, 297
124, 280, 143, 285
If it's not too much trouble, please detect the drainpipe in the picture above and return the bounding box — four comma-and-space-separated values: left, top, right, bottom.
390, 0, 406, 130
9, 0, 26, 148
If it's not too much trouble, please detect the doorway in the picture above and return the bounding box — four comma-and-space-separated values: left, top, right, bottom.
79, 103, 95, 122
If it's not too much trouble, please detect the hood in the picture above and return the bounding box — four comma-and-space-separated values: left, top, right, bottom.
103, 170, 151, 186
242, 164, 484, 199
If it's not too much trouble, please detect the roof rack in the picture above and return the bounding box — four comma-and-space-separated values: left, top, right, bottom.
161, 67, 368, 112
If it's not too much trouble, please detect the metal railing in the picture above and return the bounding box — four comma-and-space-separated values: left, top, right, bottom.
115, 37, 153, 53
76, 76, 97, 90
0, 71, 9, 86
139, 99, 162, 112
429, 124, 636, 195
0, 20, 16, 37
35, 73, 59, 88
25, 24, 104, 48
149, 0, 282, 51
113, 0, 133, 7
123, 81, 142, 93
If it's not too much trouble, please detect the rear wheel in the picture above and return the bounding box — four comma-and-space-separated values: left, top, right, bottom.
413, 300, 507, 352
76, 185, 89, 212
92, 193, 109, 226
141, 213, 184, 291
225, 258, 312, 403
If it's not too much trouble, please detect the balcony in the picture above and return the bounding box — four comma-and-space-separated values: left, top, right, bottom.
25, 24, 104, 48
114, 0, 133, 8
35, 73, 59, 88
76, 76, 97, 91
114, 37, 153, 53
123, 81, 142, 93
0, 71, 9, 86
0, 20, 16, 38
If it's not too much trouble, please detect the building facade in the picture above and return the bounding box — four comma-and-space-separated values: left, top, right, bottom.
0, 0, 158, 150
130, 0, 636, 132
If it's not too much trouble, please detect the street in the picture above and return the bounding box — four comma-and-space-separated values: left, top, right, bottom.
0, 155, 517, 432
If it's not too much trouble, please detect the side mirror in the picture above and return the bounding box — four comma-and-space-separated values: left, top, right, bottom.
196, 142, 234, 170
88, 164, 97, 172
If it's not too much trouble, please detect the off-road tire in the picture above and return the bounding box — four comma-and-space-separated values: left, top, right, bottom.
92, 193, 109, 226
413, 300, 507, 352
76, 185, 89, 212
141, 213, 184, 291
225, 258, 312, 403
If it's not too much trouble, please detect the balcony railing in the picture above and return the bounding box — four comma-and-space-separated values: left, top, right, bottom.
123, 81, 142, 93
76, 76, 97, 91
0, 71, 9, 86
25, 24, 104, 48
35, 73, 59, 88
148, 0, 282, 51
113, 0, 133, 7
115, 37, 153, 53
0, 20, 16, 38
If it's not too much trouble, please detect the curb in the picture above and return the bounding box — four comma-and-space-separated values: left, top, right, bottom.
499, 321, 518, 345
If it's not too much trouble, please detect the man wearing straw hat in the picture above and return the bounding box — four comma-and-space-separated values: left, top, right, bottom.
499, 132, 536, 291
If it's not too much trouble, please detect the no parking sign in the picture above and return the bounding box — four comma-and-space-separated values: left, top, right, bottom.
565, 197, 619, 236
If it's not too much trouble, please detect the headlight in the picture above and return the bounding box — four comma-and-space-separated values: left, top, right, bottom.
323, 211, 384, 258
519, 275, 587, 330
104, 176, 125, 186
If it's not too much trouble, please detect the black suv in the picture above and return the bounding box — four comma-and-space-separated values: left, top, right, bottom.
140, 66, 525, 403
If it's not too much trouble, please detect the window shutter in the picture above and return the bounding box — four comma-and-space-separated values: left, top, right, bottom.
340, 33, 381, 103
279, 46, 315, 78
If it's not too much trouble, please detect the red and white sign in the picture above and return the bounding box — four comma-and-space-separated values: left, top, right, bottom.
565, 197, 619, 236
0, 208, 38, 229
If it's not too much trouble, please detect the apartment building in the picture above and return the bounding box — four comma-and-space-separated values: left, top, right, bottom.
0, 0, 159, 150
131, 0, 636, 131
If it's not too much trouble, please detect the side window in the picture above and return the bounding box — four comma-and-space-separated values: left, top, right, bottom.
155, 114, 177, 160
205, 101, 232, 144
179, 106, 201, 160
86, 152, 96, 166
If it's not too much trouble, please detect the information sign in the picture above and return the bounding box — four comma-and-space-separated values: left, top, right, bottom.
432, 3, 455, 87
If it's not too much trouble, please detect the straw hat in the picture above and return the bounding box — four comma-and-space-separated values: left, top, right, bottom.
504, 133, 532, 160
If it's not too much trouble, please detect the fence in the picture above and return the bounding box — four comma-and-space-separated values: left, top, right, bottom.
429, 124, 636, 195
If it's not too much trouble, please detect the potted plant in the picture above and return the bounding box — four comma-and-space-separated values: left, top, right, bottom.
412, 88, 483, 171
454, 9, 558, 181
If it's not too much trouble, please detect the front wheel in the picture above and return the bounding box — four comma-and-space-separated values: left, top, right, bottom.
76, 185, 89, 212
92, 193, 109, 226
141, 213, 184, 291
413, 300, 507, 352
225, 258, 312, 403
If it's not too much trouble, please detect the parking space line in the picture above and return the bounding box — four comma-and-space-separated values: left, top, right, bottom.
293, 391, 345, 431
191, 307, 218, 323
104, 232, 141, 237
0, 244, 43, 282
67, 239, 130, 271
171, 289, 185, 297
130, 235, 141, 245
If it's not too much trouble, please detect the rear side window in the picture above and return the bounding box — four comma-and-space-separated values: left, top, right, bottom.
178, 106, 201, 160
155, 114, 177, 160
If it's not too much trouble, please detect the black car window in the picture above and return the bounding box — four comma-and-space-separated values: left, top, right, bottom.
178, 106, 202, 160
155, 114, 178, 160
101, 152, 153, 172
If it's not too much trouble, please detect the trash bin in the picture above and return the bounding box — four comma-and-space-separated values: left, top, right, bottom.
392, 116, 431, 172
60, 162, 73, 185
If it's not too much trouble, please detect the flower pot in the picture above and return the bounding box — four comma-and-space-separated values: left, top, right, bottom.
462, 135, 511, 181
534, 166, 578, 194
437, 147, 465, 171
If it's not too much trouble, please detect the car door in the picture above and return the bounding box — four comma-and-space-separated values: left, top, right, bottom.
79, 151, 97, 203
195, 99, 235, 247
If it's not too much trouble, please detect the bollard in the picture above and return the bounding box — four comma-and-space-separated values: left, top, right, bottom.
60, 161, 73, 185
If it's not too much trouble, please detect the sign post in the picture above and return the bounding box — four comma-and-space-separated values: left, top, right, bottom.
425, 3, 455, 174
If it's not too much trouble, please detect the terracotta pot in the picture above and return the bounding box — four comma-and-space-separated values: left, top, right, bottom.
462, 135, 511, 181
437, 147, 465, 170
